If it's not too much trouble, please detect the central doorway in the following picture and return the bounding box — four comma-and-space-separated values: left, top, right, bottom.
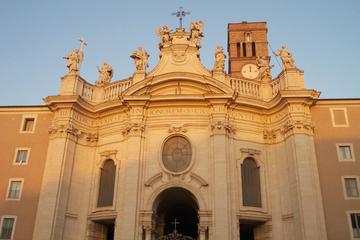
152, 187, 199, 239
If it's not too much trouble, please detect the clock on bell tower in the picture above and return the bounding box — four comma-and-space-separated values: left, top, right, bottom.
227, 21, 270, 79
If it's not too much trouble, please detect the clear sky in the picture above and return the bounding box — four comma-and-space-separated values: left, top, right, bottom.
0, 0, 359, 105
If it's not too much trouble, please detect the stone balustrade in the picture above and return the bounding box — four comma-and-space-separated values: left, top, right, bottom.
103, 79, 132, 101
230, 78, 261, 98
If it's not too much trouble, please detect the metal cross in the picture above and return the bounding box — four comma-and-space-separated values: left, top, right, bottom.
172, 6, 190, 28
172, 219, 180, 232
79, 36, 87, 52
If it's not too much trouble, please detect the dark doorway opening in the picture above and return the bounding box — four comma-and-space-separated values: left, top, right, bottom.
94, 219, 115, 240
240, 223, 254, 240
153, 187, 199, 239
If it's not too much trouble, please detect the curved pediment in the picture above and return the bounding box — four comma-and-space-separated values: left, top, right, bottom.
123, 73, 234, 97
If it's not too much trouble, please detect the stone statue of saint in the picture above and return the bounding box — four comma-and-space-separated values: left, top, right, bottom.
256, 56, 273, 80
96, 63, 113, 86
130, 47, 150, 71
213, 46, 226, 72
63, 48, 84, 74
188, 21, 204, 47
156, 25, 172, 47
63, 37, 87, 74
273, 45, 296, 69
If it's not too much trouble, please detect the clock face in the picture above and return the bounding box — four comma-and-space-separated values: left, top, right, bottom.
241, 64, 259, 79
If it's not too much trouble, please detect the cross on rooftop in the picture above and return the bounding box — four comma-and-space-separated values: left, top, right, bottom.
172, 6, 190, 28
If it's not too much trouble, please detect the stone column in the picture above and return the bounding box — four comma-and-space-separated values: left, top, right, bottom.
210, 103, 232, 240
32, 123, 80, 240
116, 105, 145, 240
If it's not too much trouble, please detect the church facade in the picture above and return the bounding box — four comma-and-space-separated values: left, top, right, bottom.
0, 21, 359, 240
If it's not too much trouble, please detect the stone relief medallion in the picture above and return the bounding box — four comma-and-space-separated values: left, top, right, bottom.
162, 136, 192, 173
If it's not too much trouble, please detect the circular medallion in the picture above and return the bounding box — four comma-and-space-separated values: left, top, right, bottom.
162, 136, 192, 173
241, 63, 259, 79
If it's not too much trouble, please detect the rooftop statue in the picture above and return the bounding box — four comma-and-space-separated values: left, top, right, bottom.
96, 63, 113, 86
213, 46, 226, 72
188, 21, 204, 47
130, 47, 150, 72
63, 37, 86, 74
156, 25, 172, 47
273, 45, 296, 69
256, 56, 273, 81
63, 48, 83, 74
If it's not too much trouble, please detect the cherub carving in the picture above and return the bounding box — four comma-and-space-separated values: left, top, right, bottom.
273, 45, 296, 69
213, 46, 226, 71
256, 56, 273, 80
130, 47, 150, 71
188, 21, 204, 47
156, 25, 172, 47
96, 63, 113, 86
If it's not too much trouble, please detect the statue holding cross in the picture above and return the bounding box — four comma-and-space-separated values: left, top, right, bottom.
63, 37, 87, 74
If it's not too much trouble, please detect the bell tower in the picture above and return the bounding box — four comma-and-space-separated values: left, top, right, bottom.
227, 22, 269, 78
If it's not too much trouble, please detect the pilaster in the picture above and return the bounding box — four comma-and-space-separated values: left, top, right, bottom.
33, 121, 80, 240
116, 103, 146, 240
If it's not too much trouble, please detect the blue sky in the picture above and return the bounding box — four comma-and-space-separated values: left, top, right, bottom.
0, 0, 359, 105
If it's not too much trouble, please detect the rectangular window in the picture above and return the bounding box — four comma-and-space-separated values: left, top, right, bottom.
6, 180, 23, 200
236, 42, 241, 57
330, 108, 349, 127
0, 217, 16, 240
22, 118, 34, 132
350, 213, 360, 238
345, 178, 360, 198
337, 144, 355, 162
14, 149, 29, 164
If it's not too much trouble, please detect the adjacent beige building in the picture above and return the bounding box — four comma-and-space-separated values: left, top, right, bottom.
0, 21, 359, 240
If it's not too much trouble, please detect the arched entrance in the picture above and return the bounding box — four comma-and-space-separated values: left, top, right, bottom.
152, 187, 199, 239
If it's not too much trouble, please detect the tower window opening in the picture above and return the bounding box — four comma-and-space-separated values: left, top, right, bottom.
252, 42, 256, 56
242, 42, 247, 57
236, 42, 241, 57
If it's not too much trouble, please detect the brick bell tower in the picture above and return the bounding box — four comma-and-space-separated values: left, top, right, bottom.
228, 22, 270, 79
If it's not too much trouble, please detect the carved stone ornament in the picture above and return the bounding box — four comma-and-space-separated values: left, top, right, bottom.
48, 124, 82, 138
121, 122, 145, 136
256, 56, 273, 81
263, 129, 277, 143
240, 148, 261, 156
210, 120, 236, 134
281, 119, 314, 136
168, 124, 187, 133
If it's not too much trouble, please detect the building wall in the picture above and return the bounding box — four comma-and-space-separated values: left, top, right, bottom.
312, 100, 360, 240
0, 107, 52, 240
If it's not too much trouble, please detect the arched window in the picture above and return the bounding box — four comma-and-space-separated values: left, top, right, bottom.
97, 159, 116, 207
241, 158, 261, 207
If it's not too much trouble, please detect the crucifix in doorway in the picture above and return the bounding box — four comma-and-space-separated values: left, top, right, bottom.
172, 218, 180, 233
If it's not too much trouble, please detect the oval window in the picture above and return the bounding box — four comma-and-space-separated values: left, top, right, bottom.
162, 136, 192, 173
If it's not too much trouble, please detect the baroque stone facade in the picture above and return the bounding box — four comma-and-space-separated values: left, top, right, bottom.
0, 21, 359, 240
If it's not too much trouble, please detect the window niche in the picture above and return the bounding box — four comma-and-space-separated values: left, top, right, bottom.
97, 159, 116, 208
241, 157, 262, 208
162, 136, 192, 174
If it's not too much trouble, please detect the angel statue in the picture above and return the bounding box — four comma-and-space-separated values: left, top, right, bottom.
96, 63, 113, 86
273, 45, 296, 69
156, 25, 172, 47
63, 48, 84, 74
256, 56, 273, 80
130, 47, 150, 71
189, 21, 204, 47
213, 46, 226, 72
